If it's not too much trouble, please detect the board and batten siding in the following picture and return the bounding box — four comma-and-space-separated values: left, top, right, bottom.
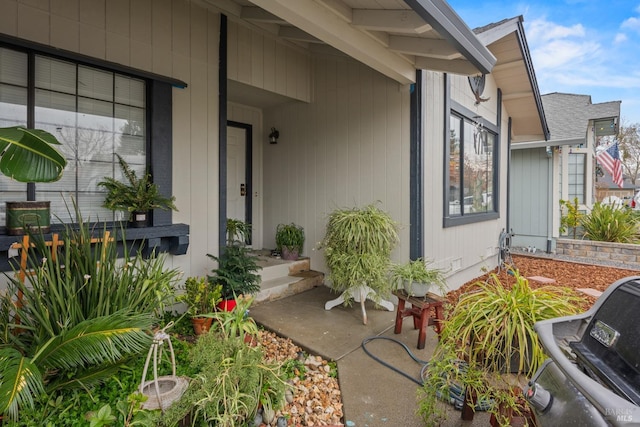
510, 148, 552, 251
262, 52, 411, 276
226, 18, 311, 103
0, 0, 223, 279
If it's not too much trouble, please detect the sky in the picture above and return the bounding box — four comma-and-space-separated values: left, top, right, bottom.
447, 0, 640, 127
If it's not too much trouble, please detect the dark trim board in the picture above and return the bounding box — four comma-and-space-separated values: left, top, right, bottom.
219, 14, 228, 250
410, 70, 425, 260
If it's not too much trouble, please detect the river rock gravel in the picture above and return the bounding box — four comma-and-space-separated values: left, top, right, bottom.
258, 330, 344, 427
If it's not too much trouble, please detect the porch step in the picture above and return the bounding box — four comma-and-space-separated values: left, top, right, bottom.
255, 270, 324, 303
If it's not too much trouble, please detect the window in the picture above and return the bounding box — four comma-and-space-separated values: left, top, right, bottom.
568, 152, 586, 204
446, 104, 499, 224
0, 46, 147, 224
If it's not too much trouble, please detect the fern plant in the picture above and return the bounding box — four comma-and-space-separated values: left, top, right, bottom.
98, 154, 177, 216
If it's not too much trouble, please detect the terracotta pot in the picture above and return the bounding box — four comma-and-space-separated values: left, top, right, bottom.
217, 299, 237, 311
190, 316, 213, 335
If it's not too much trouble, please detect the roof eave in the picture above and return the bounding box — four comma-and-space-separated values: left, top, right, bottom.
405, 0, 497, 75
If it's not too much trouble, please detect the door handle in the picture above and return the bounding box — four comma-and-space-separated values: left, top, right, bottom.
240, 183, 246, 196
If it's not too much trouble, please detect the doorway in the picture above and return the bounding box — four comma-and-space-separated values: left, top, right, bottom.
226, 121, 253, 243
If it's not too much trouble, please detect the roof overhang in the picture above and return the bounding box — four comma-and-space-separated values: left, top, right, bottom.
476, 16, 549, 143
210, 0, 496, 85
511, 137, 583, 150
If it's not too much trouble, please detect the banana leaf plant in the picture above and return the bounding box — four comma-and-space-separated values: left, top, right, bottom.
0, 126, 67, 182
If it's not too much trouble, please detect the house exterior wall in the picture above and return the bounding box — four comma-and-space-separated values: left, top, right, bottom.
510, 148, 553, 251
261, 51, 411, 276
227, 18, 311, 103
0, 0, 222, 278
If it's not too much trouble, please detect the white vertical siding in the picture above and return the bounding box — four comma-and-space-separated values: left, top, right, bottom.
1, 0, 222, 279
262, 53, 411, 275
226, 19, 311, 103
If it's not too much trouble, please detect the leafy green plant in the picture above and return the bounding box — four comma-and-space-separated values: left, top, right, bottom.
580, 201, 639, 243
0, 126, 67, 182
98, 154, 177, 216
177, 277, 222, 316
559, 197, 584, 238
154, 333, 287, 427
208, 245, 262, 300
390, 258, 448, 296
0, 211, 181, 421
318, 203, 399, 303
206, 296, 260, 340
275, 223, 305, 254
441, 269, 579, 377
226, 218, 252, 245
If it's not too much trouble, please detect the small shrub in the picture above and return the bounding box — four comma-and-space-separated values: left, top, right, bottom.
581, 202, 639, 243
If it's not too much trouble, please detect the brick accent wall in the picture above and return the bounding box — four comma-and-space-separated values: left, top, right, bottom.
556, 239, 640, 264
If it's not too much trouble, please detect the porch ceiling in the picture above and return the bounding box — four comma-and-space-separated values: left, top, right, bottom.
207, 0, 496, 85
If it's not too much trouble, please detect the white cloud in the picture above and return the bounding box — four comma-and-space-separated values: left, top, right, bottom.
621, 16, 640, 32
527, 18, 585, 43
614, 33, 628, 43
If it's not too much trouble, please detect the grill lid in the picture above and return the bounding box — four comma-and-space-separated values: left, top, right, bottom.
570, 279, 640, 405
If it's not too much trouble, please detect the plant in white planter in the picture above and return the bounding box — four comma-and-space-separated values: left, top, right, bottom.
390, 258, 448, 297
320, 203, 399, 324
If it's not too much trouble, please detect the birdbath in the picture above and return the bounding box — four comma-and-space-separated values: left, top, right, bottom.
325, 285, 394, 324
139, 322, 189, 411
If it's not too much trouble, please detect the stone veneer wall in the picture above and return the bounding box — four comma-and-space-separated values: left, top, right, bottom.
556, 239, 640, 264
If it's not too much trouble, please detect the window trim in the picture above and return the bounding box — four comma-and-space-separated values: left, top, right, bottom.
443, 75, 501, 227
0, 37, 188, 258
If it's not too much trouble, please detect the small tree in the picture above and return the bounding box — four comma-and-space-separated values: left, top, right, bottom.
618, 120, 640, 186
559, 198, 583, 239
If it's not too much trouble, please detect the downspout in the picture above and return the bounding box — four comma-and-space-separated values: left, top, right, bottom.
547, 146, 554, 253
506, 117, 512, 232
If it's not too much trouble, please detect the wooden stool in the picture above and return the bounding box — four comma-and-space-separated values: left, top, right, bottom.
393, 289, 444, 349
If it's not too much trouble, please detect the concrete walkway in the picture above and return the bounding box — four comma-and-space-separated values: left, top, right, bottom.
250, 285, 490, 427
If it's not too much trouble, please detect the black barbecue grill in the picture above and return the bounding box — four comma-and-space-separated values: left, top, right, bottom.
526, 276, 640, 426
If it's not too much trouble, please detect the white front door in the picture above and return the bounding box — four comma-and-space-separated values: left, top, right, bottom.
227, 126, 247, 224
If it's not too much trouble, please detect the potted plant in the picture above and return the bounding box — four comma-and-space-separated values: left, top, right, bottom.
207, 295, 260, 344
390, 258, 448, 297
319, 203, 399, 324
275, 223, 305, 260
98, 154, 177, 227
418, 269, 580, 426
208, 219, 262, 311
177, 277, 223, 335
0, 126, 67, 235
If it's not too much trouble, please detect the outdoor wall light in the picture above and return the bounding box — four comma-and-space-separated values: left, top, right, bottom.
269, 127, 279, 144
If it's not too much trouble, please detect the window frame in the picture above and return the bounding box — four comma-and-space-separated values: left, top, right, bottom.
0, 35, 188, 260
0, 38, 182, 228
443, 94, 501, 228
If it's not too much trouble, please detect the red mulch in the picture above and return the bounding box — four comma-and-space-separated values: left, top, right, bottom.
446, 254, 640, 311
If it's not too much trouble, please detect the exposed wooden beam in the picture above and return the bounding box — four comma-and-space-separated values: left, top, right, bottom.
316, 0, 353, 23
414, 57, 479, 75
279, 26, 324, 43
492, 58, 524, 72
241, 6, 287, 24
389, 35, 459, 59
352, 9, 432, 34
248, 0, 416, 84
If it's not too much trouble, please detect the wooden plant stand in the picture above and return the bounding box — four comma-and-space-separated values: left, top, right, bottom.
392, 289, 444, 349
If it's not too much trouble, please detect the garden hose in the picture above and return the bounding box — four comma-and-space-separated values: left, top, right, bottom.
360, 336, 492, 411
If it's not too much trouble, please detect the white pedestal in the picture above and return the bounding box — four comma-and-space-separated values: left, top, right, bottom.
325, 285, 394, 324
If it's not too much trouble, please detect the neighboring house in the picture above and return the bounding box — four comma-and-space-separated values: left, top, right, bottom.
595, 173, 635, 204
510, 93, 620, 252
0, 1, 546, 291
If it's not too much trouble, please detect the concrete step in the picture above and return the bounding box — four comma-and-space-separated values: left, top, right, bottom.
255, 270, 324, 303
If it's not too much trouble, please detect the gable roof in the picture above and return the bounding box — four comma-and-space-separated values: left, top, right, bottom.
474, 16, 549, 143
210, 0, 496, 84
542, 92, 621, 141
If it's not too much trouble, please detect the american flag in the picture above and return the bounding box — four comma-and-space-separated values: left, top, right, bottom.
597, 142, 624, 188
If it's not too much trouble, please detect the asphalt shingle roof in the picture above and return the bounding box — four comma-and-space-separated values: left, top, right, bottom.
541, 92, 620, 141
